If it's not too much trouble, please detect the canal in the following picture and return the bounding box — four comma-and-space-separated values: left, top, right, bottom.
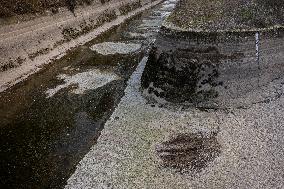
0, 1, 176, 188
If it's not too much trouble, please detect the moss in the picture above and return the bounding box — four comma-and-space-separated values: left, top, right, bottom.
1, 61, 16, 72
239, 7, 255, 22
100, 0, 111, 5
53, 39, 67, 48
61, 9, 117, 41
96, 10, 117, 26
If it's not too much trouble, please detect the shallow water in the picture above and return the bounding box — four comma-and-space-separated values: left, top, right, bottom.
90, 42, 142, 55
0, 1, 177, 189
46, 69, 120, 98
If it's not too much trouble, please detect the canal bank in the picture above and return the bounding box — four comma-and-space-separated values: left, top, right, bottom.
0, 0, 163, 93
0, 1, 172, 188
142, 26, 284, 108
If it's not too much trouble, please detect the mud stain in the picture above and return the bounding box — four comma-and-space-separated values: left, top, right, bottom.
156, 132, 221, 173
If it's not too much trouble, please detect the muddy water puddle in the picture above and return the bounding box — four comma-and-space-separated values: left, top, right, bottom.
0, 1, 177, 188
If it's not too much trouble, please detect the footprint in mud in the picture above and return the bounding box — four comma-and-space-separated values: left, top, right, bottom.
156, 132, 221, 173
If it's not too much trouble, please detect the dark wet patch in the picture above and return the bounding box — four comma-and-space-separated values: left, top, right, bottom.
142, 46, 221, 103
0, 80, 126, 189
156, 132, 221, 173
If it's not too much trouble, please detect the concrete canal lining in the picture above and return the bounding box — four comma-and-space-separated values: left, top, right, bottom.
0, 0, 164, 93
142, 25, 284, 108
142, 0, 284, 108
1, 0, 283, 188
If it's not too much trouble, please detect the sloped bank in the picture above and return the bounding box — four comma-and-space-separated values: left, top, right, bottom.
0, 0, 163, 92
142, 0, 284, 108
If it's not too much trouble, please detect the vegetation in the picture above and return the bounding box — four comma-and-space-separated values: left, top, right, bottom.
0, 0, 97, 17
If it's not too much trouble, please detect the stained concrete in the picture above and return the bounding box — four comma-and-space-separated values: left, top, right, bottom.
142, 28, 284, 108
65, 52, 284, 189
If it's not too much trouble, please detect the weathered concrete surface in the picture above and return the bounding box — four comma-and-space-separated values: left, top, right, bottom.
141, 0, 284, 109
65, 55, 284, 189
0, 0, 162, 93
142, 28, 284, 108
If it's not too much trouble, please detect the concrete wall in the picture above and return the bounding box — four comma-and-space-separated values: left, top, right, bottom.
142, 27, 284, 108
